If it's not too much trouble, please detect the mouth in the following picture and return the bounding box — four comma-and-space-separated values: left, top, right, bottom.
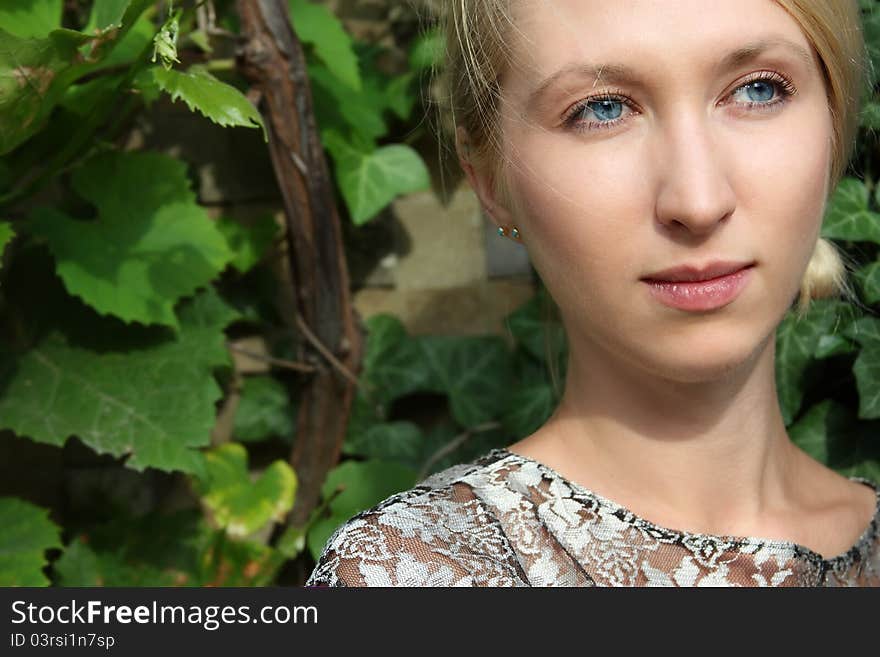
641, 260, 756, 283
641, 264, 756, 312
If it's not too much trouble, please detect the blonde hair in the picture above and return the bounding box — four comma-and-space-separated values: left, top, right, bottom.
430, 0, 871, 325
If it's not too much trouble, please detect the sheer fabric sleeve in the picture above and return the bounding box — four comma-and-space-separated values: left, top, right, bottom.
305, 483, 528, 587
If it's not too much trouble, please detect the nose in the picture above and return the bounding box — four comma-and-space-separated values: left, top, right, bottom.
653, 112, 737, 236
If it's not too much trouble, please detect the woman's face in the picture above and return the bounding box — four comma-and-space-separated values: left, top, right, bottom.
495, 0, 833, 382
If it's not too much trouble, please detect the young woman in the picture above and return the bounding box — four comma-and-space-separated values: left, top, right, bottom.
307, 0, 879, 586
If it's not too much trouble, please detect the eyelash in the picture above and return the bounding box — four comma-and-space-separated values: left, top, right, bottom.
561, 70, 798, 133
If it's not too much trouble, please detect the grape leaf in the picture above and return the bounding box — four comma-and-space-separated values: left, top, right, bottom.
289, 0, 361, 91
322, 130, 430, 225
0, 27, 91, 154
0, 288, 240, 475
0, 0, 62, 39
54, 509, 283, 586
195, 442, 297, 538
85, 0, 135, 33
30, 150, 233, 329
142, 65, 267, 141
0, 497, 61, 586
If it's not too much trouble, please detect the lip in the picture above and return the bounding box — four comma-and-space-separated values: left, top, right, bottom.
641, 264, 755, 312
642, 260, 756, 283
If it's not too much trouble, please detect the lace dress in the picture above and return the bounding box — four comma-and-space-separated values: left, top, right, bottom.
305, 447, 880, 587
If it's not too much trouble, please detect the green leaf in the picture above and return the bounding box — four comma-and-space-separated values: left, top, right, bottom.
775, 299, 849, 425
409, 27, 444, 71
789, 399, 880, 481
232, 375, 295, 443
307, 459, 418, 561
414, 333, 514, 427
861, 101, 880, 131
501, 380, 557, 439
30, 150, 233, 328
0, 497, 61, 586
143, 65, 267, 140
323, 131, 430, 225
853, 260, 880, 304
309, 62, 386, 143
289, 0, 361, 91
385, 72, 416, 121
0, 220, 13, 258
0, 287, 241, 475
0, 0, 62, 39
54, 509, 284, 586
821, 177, 880, 242
342, 420, 425, 469
361, 314, 427, 402
85, 0, 134, 33
505, 289, 566, 365
852, 342, 880, 419
0, 27, 90, 154
0, 1, 152, 155
195, 443, 297, 538
216, 213, 279, 274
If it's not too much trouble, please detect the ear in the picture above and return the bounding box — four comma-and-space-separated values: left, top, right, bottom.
455, 126, 515, 228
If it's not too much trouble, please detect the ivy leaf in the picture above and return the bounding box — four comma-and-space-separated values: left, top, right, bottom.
414, 334, 514, 427
853, 260, 880, 304
195, 443, 297, 538
789, 399, 880, 481
142, 65, 267, 141
309, 62, 386, 143
289, 0, 361, 91
385, 72, 416, 121
216, 213, 279, 274
821, 177, 880, 242
0, 497, 61, 586
0, 0, 62, 39
30, 150, 233, 329
861, 101, 880, 131
342, 420, 425, 469
0, 288, 241, 475
307, 459, 418, 561
775, 299, 849, 425
323, 130, 430, 225
501, 380, 557, 440
853, 342, 880, 419
408, 27, 444, 71
0, 220, 13, 258
232, 375, 296, 443
360, 314, 431, 405
504, 288, 567, 365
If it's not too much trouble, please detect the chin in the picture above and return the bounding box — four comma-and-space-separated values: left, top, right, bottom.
634, 327, 772, 385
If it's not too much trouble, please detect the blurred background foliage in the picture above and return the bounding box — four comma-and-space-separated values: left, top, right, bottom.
0, 0, 878, 586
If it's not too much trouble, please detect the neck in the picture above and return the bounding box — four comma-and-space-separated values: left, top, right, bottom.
541, 329, 805, 534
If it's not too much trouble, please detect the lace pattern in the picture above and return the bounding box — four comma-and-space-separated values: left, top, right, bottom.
306, 448, 880, 587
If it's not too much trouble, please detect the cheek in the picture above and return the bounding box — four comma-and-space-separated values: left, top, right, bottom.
504, 133, 646, 296
737, 106, 833, 292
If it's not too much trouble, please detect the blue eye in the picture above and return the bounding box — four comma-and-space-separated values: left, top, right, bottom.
563, 70, 798, 133
736, 80, 777, 103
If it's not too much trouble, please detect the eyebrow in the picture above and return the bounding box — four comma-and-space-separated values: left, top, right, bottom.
526, 36, 815, 111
